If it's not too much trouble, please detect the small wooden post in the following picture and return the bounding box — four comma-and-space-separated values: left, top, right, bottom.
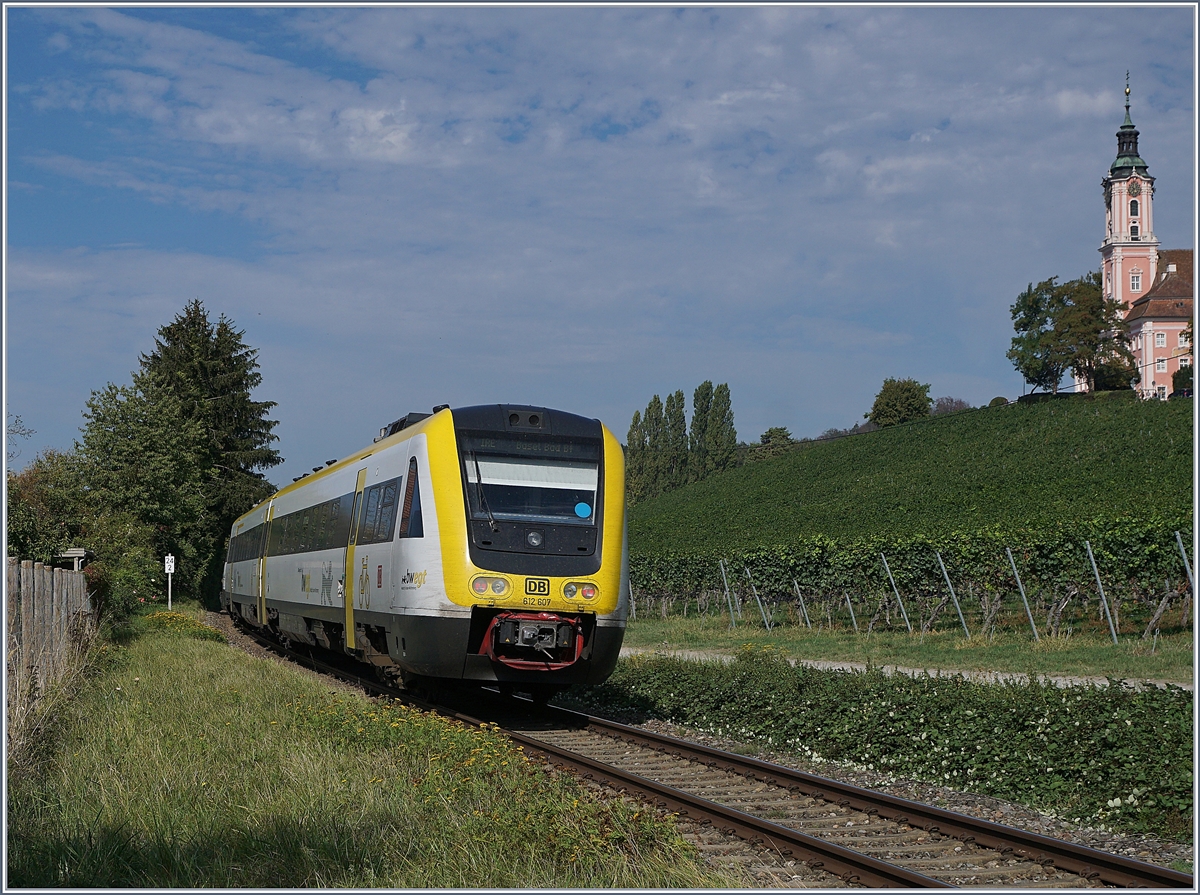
20, 561, 34, 676
7, 557, 19, 653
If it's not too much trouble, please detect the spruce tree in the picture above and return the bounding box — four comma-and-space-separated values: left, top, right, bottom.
688, 381, 713, 483
138, 299, 282, 596
663, 390, 688, 492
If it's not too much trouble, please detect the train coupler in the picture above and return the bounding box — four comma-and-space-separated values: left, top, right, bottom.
480, 611, 585, 670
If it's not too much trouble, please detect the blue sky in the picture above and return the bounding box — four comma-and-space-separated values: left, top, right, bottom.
5, 6, 1196, 487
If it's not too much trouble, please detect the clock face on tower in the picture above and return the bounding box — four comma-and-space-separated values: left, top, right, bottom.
1128, 179, 1142, 197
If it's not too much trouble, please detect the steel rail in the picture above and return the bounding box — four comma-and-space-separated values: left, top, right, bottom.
497, 722, 952, 888
555, 707, 1194, 889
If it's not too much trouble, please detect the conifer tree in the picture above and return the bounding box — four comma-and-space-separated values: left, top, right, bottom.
138, 299, 282, 595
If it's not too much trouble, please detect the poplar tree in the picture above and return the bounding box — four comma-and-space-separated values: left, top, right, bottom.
688, 381, 713, 483
705, 383, 738, 475
663, 390, 688, 491
641, 394, 665, 500
625, 410, 647, 504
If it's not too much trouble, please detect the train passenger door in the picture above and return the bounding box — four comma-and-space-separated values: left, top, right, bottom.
258, 503, 274, 625
344, 467, 368, 655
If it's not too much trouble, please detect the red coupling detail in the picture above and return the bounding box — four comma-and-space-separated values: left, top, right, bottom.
480, 611, 585, 670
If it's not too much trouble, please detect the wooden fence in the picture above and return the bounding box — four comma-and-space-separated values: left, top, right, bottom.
6, 558, 95, 691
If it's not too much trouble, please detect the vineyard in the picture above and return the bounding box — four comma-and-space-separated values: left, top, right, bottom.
627, 397, 1193, 640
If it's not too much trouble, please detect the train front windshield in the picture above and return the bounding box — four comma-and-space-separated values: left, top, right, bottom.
458, 434, 600, 526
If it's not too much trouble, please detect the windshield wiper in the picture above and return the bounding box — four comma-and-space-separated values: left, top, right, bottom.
471, 452, 500, 533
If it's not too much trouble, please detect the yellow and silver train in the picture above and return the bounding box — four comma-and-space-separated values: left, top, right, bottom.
222, 404, 628, 696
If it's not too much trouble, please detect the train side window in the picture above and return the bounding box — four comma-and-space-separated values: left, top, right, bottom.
360, 485, 382, 543
399, 458, 424, 538
375, 479, 399, 542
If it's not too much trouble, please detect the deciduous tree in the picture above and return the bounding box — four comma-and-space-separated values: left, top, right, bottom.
663, 390, 688, 491
866, 378, 932, 428
1007, 277, 1072, 394
688, 381, 713, 483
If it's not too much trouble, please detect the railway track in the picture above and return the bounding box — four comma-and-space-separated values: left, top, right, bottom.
235, 622, 1193, 889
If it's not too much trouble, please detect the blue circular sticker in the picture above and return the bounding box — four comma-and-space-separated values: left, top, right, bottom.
574, 502, 592, 518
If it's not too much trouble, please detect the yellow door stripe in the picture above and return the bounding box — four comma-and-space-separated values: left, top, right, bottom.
345, 467, 368, 654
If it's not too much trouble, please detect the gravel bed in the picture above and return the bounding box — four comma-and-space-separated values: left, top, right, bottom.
616, 714, 1193, 875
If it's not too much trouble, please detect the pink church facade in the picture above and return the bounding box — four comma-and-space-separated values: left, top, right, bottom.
1093, 84, 1193, 399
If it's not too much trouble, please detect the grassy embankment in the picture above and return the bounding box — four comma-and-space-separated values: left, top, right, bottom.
6, 607, 731, 888
622, 397, 1193, 674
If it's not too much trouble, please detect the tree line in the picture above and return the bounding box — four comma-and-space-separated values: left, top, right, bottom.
625, 382, 737, 505
6, 300, 281, 619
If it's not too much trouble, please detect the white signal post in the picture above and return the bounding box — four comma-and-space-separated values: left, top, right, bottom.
165, 554, 175, 609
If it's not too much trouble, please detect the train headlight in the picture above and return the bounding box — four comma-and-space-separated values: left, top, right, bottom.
564, 581, 596, 600
472, 576, 512, 597
526, 530, 544, 548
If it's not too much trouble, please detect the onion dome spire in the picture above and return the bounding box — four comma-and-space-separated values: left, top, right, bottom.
1111, 72, 1148, 175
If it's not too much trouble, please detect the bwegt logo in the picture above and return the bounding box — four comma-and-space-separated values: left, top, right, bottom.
401, 569, 427, 587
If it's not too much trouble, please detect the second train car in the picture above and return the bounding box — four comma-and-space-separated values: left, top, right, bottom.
222, 404, 628, 696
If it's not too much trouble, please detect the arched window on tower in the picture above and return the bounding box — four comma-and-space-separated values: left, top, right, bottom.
1129, 199, 1139, 217
1130, 223, 1139, 240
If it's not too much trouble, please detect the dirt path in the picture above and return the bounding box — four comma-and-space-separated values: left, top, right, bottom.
619, 646, 1194, 691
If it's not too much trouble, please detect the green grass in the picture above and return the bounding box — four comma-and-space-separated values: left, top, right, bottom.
621, 616, 1195, 684
6, 618, 733, 888
631, 397, 1192, 552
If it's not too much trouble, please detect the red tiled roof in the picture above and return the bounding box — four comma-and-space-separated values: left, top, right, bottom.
1125, 248, 1193, 322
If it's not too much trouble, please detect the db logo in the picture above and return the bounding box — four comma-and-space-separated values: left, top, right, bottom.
525, 577, 550, 596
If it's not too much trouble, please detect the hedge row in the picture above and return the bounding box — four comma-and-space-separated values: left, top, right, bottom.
571, 648, 1193, 837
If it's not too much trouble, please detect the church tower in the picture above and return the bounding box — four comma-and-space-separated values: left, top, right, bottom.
1099, 75, 1159, 308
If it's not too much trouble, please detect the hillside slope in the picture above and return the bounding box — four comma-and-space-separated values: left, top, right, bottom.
629, 396, 1192, 554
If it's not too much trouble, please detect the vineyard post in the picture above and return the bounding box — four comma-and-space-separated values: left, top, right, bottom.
935, 552, 970, 639
879, 553, 913, 633
744, 567, 772, 631
719, 560, 736, 629
1006, 547, 1040, 642
1176, 531, 1194, 592
1085, 541, 1119, 645
792, 580, 812, 629
844, 591, 859, 633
